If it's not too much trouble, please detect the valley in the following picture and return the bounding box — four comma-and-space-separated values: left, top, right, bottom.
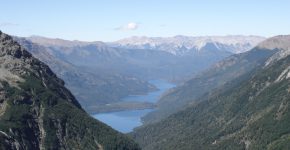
1, 1, 289, 150
13, 34, 264, 134
14, 35, 262, 115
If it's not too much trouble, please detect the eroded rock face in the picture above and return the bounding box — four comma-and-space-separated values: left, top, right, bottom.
0, 31, 140, 150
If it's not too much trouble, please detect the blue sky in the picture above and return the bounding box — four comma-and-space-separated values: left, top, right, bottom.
0, 0, 290, 41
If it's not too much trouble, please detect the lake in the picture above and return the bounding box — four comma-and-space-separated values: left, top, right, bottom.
93, 80, 175, 133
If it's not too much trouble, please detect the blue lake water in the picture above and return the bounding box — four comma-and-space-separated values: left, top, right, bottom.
93, 80, 175, 133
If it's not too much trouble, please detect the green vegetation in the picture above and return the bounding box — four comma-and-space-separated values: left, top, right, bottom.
143, 48, 276, 124
16, 37, 157, 113
0, 70, 140, 149
0, 32, 140, 150
132, 54, 290, 150
61, 72, 157, 113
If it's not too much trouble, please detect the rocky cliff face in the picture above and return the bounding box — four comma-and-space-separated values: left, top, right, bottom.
0, 31, 140, 150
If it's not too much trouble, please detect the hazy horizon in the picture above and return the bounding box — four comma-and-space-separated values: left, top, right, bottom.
23, 34, 267, 43
1, 0, 290, 41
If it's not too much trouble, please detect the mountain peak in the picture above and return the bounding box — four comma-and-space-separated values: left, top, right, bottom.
257, 35, 290, 50
0, 31, 82, 108
258, 35, 290, 66
0, 31, 32, 59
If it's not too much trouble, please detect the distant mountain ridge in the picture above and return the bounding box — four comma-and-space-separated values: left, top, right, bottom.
28, 36, 105, 48
111, 35, 265, 55
23, 35, 237, 82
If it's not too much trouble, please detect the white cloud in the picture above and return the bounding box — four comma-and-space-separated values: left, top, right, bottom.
115, 22, 139, 31
160, 24, 167, 27
0, 22, 19, 27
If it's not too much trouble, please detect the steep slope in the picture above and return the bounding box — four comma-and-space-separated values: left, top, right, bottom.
15, 37, 156, 113
112, 35, 265, 55
0, 31, 140, 149
143, 42, 276, 124
131, 35, 290, 150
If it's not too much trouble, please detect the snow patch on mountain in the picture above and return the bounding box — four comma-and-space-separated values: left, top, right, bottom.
111, 35, 265, 55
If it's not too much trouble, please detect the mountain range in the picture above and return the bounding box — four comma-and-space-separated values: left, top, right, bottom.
111, 35, 265, 55
25, 35, 264, 81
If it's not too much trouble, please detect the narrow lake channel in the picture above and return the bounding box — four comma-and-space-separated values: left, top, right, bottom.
93, 80, 175, 133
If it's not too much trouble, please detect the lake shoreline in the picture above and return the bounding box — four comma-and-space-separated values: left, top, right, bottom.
93, 80, 176, 133
88, 104, 157, 114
